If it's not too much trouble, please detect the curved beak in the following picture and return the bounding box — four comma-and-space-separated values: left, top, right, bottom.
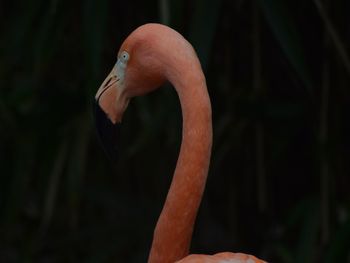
93, 72, 121, 162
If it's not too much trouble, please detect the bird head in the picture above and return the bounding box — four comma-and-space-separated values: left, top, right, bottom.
93, 24, 169, 161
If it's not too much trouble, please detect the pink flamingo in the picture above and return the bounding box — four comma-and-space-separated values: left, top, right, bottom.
93, 23, 266, 263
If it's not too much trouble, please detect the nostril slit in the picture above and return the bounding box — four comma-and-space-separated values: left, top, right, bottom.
104, 78, 112, 87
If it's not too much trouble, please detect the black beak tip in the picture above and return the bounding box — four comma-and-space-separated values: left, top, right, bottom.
93, 100, 121, 162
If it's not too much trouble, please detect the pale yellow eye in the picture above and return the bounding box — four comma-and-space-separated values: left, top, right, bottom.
120, 51, 129, 62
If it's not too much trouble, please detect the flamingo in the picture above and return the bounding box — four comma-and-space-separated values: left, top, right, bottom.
93, 23, 266, 263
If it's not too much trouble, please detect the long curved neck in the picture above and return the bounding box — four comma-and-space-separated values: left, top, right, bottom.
148, 56, 212, 263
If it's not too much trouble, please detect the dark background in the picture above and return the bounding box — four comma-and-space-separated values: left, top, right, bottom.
1, 0, 349, 262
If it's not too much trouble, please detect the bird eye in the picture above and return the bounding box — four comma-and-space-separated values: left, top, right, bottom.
120, 51, 129, 62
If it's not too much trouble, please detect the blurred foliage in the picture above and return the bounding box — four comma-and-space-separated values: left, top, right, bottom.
0, 0, 349, 262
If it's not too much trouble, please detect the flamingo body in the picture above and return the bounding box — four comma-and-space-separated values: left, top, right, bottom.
177, 252, 265, 263
93, 23, 266, 263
